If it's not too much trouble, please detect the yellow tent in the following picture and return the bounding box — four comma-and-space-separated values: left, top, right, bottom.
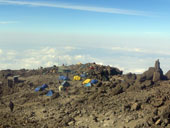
82, 79, 91, 84
73, 76, 81, 81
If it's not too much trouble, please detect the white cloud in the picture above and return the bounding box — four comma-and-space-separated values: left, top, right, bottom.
0, 47, 98, 70
111, 47, 143, 53
0, 21, 18, 24
111, 46, 170, 56
126, 68, 146, 74
0, 0, 150, 16
64, 46, 79, 51
74, 55, 84, 60
6, 50, 17, 56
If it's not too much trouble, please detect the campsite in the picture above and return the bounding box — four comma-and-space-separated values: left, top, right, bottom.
1, 0, 170, 127
1, 61, 170, 128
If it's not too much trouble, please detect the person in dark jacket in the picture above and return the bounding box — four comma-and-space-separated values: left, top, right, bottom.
9, 100, 14, 112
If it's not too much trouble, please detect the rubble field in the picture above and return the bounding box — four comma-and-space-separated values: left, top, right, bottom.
1, 61, 170, 128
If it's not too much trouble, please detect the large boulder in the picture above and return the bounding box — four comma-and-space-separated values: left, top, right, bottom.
165, 70, 170, 80
139, 67, 155, 82
121, 81, 130, 91
123, 73, 136, 84
152, 59, 164, 82
160, 105, 170, 125
112, 85, 123, 95
139, 60, 164, 82
107, 66, 123, 76
153, 71, 162, 82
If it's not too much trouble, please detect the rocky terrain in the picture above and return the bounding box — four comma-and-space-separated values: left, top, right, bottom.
1, 60, 170, 128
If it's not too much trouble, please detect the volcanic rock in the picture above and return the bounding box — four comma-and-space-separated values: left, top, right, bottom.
139, 59, 164, 82
165, 70, 170, 80
1, 61, 170, 127
161, 105, 170, 123
139, 67, 155, 82
121, 81, 130, 91
112, 85, 123, 95
153, 59, 164, 82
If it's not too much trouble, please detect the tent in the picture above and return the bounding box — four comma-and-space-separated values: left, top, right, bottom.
40, 84, 48, 91
35, 84, 48, 92
73, 75, 81, 81
46, 90, 54, 96
91, 79, 98, 84
35, 86, 41, 92
85, 83, 91, 87
59, 76, 69, 80
41, 84, 48, 89
82, 79, 91, 85
61, 81, 70, 87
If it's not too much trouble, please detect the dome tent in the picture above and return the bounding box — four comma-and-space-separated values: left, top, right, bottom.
34, 84, 48, 92
85, 83, 91, 87
41, 84, 48, 89
73, 75, 81, 81
82, 79, 91, 85
91, 79, 98, 84
46, 90, 54, 96
35, 86, 41, 92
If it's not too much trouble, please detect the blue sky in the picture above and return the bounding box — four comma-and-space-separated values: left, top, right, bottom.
0, 0, 170, 73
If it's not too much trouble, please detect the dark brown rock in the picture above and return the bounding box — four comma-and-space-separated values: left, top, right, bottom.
112, 85, 123, 95
138, 80, 153, 89
131, 103, 141, 111
122, 104, 131, 112
142, 80, 153, 87
165, 70, 170, 80
153, 71, 161, 82
139, 67, 155, 82
160, 105, 170, 123
153, 60, 164, 82
124, 73, 136, 81
121, 81, 130, 91
155, 59, 160, 71
151, 99, 164, 108
51, 92, 60, 99
139, 60, 164, 82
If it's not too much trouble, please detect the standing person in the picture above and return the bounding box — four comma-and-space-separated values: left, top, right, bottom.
59, 80, 61, 85
9, 100, 14, 112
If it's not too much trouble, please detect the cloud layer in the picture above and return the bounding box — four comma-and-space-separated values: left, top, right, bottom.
0, 0, 149, 16
0, 46, 170, 74
0, 47, 98, 70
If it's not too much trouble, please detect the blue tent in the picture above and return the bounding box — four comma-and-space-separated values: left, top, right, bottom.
91, 79, 98, 84
59, 76, 69, 80
61, 81, 70, 87
35, 84, 48, 92
85, 83, 91, 87
35, 86, 41, 92
41, 84, 48, 89
46, 90, 54, 96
